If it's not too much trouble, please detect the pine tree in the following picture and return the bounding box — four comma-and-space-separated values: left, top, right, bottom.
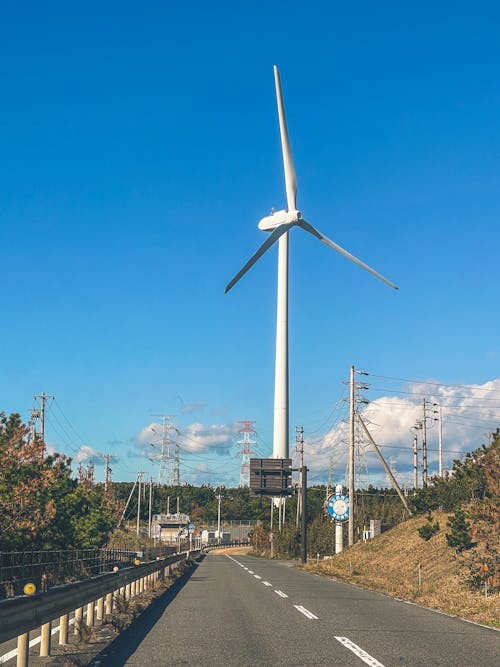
446, 509, 473, 551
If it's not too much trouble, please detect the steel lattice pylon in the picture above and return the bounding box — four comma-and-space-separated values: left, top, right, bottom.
237, 420, 257, 487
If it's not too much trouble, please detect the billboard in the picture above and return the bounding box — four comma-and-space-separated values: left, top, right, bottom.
249, 458, 293, 497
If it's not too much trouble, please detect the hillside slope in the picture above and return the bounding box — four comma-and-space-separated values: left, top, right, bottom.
305, 511, 499, 627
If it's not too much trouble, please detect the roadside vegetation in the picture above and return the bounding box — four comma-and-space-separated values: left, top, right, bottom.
1, 409, 498, 626
0, 412, 117, 551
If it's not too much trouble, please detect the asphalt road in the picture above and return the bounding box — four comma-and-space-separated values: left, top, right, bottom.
99, 552, 499, 666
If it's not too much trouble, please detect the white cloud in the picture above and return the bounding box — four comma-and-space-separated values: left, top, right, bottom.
75, 444, 101, 463
136, 420, 239, 457
177, 422, 239, 455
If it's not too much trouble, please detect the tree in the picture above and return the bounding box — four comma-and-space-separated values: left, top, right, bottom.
446, 510, 473, 552
0, 412, 118, 550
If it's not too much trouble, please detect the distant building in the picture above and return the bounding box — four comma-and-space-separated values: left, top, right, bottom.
151, 513, 190, 543
200, 529, 231, 545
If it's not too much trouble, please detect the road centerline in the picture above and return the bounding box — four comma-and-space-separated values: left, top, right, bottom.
335, 637, 386, 667
274, 590, 288, 598
294, 605, 318, 620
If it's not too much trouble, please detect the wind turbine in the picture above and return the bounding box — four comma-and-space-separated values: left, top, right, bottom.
226, 66, 398, 460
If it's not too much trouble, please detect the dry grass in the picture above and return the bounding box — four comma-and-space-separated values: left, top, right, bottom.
304, 511, 499, 627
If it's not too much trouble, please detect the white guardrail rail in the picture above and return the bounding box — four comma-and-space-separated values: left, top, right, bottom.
0, 549, 201, 666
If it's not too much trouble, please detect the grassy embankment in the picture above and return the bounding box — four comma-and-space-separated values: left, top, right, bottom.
304, 511, 499, 628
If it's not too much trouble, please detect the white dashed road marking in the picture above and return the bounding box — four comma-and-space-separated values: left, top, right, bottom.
275, 590, 288, 598
254, 574, 262, 579
262, 581, 272, 587
335, 637, 386, 667
294, 605, 318, 620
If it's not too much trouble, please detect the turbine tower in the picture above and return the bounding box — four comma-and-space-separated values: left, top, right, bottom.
226, 66, 398, 460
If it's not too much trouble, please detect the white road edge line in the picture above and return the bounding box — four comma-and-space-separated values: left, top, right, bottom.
274, 590, 288, 598
1, 616, 76, 663
294, 605, 318, 620
335, 637, 386, 667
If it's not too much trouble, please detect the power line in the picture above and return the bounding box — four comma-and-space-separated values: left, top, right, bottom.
365, 372, 500, 394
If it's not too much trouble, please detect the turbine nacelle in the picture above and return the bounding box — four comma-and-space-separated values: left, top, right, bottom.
258, 209, 302, 231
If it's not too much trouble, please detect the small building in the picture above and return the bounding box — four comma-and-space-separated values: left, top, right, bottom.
200, 530, 231, 545
151, 513, 190, 543
363, 519, 382, 541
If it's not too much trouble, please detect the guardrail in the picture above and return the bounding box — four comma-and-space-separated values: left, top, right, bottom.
0, 549, 201, 666
0, 546, 179, 599
204, 540, 251, 550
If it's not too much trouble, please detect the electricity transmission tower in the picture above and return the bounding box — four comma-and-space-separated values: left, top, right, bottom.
150, 415, 179, 486
237, 420, 256, 487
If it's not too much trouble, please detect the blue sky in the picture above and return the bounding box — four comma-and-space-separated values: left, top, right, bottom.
1, 1, 500, 487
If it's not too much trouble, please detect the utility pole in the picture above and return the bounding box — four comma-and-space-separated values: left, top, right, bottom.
300, 465, 308, 564
118, 475, 138, 528
103, 454, 114, 493
436, 405, 443, 477
32, 392, 55, 445
348, 365, 355, 547
413, 434, 418, 489
295, 426, 304, 528
148, 476, 153, 538
136, 471, 143, 535
422, 399, 428, 486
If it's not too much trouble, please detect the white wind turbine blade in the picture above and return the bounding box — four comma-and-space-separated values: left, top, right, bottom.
225, 223, 292, 294
296, 219, 399, 290
274, 65, 297, 213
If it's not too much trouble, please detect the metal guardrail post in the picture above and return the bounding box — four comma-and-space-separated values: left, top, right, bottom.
40, 620, 51, 656
97, 596, 104, 621
59, 613, 69, 645
17, 632, 29, 667
74, 606, 83, 635
86, 600, 94, 627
